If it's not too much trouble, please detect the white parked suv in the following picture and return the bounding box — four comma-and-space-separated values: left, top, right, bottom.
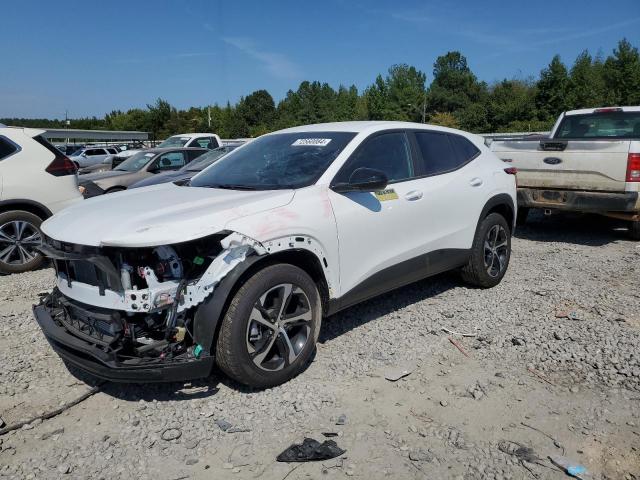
0, 125, 82, 274
158, 133, 222, 150
69, 146, 119, 168
33, 122, 516, 387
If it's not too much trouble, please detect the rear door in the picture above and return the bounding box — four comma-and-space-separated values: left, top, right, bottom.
411, 131, 487, 251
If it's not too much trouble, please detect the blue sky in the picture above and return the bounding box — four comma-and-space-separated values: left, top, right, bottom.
3, 0, 639, 118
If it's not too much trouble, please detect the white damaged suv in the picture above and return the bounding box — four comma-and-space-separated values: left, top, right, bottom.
34, 122, 517, 387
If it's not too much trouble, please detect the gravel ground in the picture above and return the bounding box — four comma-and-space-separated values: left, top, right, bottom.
1, 211, 639, 480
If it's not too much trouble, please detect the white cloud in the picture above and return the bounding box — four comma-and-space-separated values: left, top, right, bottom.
222, 36, 301, 79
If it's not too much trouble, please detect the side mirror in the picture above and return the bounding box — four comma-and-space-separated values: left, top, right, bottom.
333, 167, 388, 193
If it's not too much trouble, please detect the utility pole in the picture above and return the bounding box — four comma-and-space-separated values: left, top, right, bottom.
208, 106, 211, 129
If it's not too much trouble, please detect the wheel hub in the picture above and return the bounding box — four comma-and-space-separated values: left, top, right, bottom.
245, 283, 312, 372
483, 224, 508, 278
0, 220, 42, 266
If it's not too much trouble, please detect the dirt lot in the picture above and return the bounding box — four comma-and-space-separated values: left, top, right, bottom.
1, 211, 639, 480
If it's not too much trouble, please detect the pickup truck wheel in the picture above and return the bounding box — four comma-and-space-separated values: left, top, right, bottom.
461, 213, 511, 288
516, 207, 529, 226
215, 264, 322, 388
0, 210, 44, 274
629, 221, 640, 240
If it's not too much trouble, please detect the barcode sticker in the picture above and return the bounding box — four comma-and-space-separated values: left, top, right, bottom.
291, 138, 332, 147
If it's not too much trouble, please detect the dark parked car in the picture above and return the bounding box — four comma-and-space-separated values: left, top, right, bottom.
79, 147, 207, 197
129, 145, 239, 189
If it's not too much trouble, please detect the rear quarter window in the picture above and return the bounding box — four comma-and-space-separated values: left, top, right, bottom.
0, 136, 20, 161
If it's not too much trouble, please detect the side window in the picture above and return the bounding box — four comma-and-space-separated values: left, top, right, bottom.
195, 137, 218, 149
414, 132, 457, 176
449, 135, 480, 164
335, 132, 413, 184
156, 152, 186, 169
107, 148, 117, 154
85, 149, 102, 156
0, 136, 19, 161
187, 149, 205, 161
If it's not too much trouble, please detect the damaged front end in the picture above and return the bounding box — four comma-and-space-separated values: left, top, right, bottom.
33, 232, 266, 382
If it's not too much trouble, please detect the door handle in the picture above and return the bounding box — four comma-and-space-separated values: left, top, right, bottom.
404, 190, 423, 201
469, 177, 483, 187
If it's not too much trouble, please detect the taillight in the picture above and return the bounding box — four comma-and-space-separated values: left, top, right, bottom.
46, 155, 78, 176
504, 167, 518, 187
627, 153, 640, 182
594, 107, 623, 113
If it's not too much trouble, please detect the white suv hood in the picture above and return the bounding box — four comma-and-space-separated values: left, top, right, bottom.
41, 183, 295, 247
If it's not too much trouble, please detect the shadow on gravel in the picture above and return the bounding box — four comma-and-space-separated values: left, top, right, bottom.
319, 271, 459, 344
514, 210, 631, 246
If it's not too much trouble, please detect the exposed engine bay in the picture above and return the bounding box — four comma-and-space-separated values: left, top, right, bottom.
36, 231, 267, 372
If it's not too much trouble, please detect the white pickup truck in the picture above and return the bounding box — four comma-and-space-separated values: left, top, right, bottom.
490, 106, 640, 239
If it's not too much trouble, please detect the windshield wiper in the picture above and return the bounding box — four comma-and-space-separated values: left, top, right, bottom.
208, 184, 258, 191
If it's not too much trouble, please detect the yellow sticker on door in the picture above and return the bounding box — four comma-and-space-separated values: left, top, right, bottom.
375, 189, 398, 201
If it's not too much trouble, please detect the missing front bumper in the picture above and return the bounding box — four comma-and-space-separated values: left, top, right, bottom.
33, 302, 215, 383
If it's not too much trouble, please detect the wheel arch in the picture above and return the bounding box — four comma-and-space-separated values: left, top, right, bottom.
192, 247, 330, 356
0, 199, 52, 220
478, 193, 515, 232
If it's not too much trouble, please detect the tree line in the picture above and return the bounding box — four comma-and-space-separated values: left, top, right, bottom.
4, 38, 639, 139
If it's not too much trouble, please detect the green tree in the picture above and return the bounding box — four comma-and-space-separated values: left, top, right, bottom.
146, 98, 172, 139
237, 90, 276, 132
535, 55, 569, 121
603, 38, 640, 105
567, 51, 608, 109
427, 51, 488, 131
488, 79, 538, 131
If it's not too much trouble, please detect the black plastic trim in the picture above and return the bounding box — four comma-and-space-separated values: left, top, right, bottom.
327, 248, 470, 316
192, 255, 263, 355
0, 199, 53, 218
33, 304, 214, 383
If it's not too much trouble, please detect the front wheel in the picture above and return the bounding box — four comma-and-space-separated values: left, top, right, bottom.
461, 212, 511, 288
215, 264, 322, 388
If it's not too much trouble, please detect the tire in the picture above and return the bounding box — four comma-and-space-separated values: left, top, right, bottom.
630, 220, 640, 240
105, 187, 126, 194
516, 207, 530, 226
215, 264, 322, 388
461, 212, 511, 288
0, 210, 44, 275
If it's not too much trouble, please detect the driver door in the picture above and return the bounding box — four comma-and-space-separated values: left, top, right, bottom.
328, 131, 431, 305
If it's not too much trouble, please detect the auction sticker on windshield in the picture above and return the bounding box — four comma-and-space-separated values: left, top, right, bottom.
292, 138, 332, 147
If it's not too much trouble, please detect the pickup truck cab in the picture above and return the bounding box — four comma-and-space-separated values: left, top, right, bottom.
491, 106, 640, 238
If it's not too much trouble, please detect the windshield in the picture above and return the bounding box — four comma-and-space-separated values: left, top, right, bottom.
158, 136, 190, 148
556, 111, 640, 139
190, 132, 356, 190
115, 152, 156, 172
183, 146, 235, 172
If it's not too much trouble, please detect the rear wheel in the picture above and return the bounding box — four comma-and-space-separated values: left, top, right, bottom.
0, 210, 44, 274
215, 264, 322, 388
462, 213, 511, 288
629, 220, 640, 240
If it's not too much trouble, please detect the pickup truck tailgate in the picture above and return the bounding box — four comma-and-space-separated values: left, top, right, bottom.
492, 140, 630, 192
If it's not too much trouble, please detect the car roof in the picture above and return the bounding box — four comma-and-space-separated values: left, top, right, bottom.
166, 133, 215, 138
140, 147, 208, 154
274, 121, 470, 136
0, 125, 46, 137
565, 106, 640, 116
